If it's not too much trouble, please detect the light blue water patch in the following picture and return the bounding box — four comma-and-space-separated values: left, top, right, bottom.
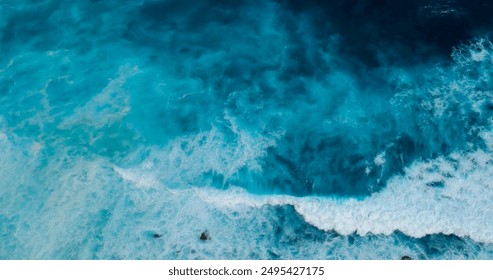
1, 0, 492, 259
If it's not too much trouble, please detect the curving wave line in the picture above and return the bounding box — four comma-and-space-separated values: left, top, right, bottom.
113, 127, 493, 244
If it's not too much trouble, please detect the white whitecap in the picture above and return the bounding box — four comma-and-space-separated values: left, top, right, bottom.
192, 146, 493, 243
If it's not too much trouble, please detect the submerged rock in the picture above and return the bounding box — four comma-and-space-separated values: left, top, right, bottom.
200, 231, 211, 241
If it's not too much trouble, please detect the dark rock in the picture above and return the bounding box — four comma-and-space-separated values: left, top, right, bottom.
401, 256, 412, 260
200, 231, 211, 241
426, 180, 445, 188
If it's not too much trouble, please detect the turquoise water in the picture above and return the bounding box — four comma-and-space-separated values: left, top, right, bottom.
1, 0, 493, 259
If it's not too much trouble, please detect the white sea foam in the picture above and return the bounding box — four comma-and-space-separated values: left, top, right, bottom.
191, 144, 493, 243
114, 114, 278, 188
3, 126, 491, 259
58, 65, 140, 129
112, 64, 493, 243
374, 152, 386, 166
113, 131, 493, 244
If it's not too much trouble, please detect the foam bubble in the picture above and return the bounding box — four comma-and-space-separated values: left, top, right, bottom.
374, 152, 386, 166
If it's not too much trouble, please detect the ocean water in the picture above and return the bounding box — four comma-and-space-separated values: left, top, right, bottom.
1, 0, 492, 259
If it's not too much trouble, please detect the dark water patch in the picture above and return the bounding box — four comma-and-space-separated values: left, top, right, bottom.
418, 233, 485, 259
280, 0, 493, 66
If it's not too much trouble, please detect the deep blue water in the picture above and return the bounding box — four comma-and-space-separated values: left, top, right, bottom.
1, 0, 493, 259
